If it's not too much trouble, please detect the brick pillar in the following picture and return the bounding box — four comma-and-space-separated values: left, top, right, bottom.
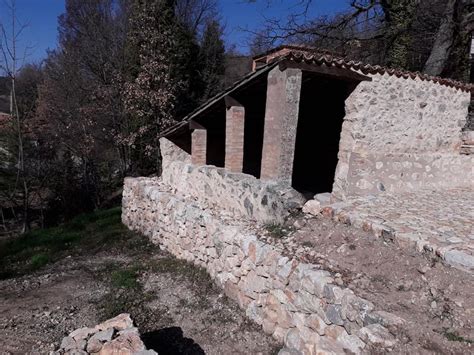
225, 102, 245, 172
191, 129, 207, 165
260, 66, 303, 184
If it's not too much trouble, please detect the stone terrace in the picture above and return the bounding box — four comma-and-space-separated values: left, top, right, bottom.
323, 188, 474, 273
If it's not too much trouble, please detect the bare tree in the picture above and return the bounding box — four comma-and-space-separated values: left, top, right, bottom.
0, 0, 32, 232
246, 0, 473, 80
424, 0, 473, 77
175, 0, 218, 35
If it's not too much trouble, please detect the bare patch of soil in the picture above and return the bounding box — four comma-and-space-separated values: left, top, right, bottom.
261, 214, 474, 354
0, 214, 279, 355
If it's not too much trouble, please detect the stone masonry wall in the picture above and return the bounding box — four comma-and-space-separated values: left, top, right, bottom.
161, 160, 305, 224
333, 73, 472, 199
160, 137, 191, 167
160, 139, 305, 224
123, 177, 404, 355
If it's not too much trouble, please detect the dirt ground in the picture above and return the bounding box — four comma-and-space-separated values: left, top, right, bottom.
0, 237, 279, 354
260, 214, 474, 354
2, 208, 473, 354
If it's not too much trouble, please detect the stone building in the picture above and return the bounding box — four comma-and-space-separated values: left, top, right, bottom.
122, 46, 473, 354
160, 45, 472, 201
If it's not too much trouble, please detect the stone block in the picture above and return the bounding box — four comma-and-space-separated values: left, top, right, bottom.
95, 313, 134, 332
302, 200, 322, 216
325, 325, 365, 354
70, 327, 97, 341
363, 311, 405, 334
278, 347, 303, 355
305, 314, 327, 335
313, 193, 333, 206
301, 269, 334, 297
325, 304, 344, 326
273, 326, 289, 343
314, 338, 345, 355
358, 324, 396, 349
284, 329, 305, 354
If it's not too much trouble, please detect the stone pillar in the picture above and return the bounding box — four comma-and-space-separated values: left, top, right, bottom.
225, 99, 245, 172
260, 66, 303, 184
191, 129, 207, 165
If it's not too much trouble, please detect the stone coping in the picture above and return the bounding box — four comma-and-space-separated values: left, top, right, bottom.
160, 161, 306, 223
310, 188, 474, 274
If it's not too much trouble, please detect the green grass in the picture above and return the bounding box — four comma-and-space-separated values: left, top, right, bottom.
264, 223, 293, 238
443, 330, 474, 344
0, 207, 150, 278
111, 267, 140, 289
29, 253, 50, 270
151, 257, 211, 285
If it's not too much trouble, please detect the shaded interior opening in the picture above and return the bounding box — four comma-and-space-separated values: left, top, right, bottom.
233, 77, 267, 178
206, 130, 225, 167
292, 72, 358, 196
166, 130, 191, 155
200, 104, 226, 167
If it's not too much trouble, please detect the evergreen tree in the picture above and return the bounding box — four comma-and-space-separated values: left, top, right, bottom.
124, 0, 180, 173
198, 20, 226, 102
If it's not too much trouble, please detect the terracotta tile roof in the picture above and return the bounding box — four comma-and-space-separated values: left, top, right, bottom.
252, 45, 340, 60
162, 47, 472, 138
160, 61, 280, 138
280, 50, 473, 92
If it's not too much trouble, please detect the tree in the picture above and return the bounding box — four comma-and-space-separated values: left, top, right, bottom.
198, 19, 226, 101
123, 0, 181, 173
424, 0, 473, 79
35, 0, 131, 218
176, 0, 218, 35
248, 0, 473, 81
0, 0, 33, 232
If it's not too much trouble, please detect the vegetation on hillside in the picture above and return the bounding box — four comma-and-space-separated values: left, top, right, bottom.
0, 0, 232, 232
0, 207, 144, 278
0, 0, 472, 234
248, 0, 473, 81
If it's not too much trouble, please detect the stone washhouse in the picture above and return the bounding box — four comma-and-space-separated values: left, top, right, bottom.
159, 46, 472, 201
122, 46, 473, 354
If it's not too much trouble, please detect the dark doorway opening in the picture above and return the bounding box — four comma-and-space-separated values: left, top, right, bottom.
203, 105, 226, 167
228, 77, 267, 178
206, 130, 225, 167
291, 72, 358, 196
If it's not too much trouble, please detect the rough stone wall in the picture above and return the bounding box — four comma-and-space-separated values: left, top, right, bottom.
161, 159, 305, 224
123, 177, 403, 354
160, 137, 191, 169
333, 73, 472, 199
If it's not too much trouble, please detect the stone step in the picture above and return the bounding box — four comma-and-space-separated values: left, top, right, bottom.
461, 130, 474, 155
460, 144, 474, 155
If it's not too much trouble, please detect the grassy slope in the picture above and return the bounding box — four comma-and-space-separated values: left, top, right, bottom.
0, 207, 148, 279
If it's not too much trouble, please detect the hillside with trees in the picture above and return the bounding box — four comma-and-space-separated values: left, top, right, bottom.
0, 0, 472, 234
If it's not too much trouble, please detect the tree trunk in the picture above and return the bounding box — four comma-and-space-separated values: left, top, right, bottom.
423, 0, 458, 76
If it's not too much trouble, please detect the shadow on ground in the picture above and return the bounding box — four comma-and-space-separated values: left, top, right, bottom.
142, 327, 205, 355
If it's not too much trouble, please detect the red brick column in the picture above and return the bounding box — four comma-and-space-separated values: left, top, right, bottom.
191, 129, 207, 165
225, 104, 245, 172
260, 66, 303, 184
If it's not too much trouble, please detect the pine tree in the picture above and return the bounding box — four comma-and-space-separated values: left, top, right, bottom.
198, 19, 226, 102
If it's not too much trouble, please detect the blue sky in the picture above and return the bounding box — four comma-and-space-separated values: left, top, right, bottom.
0, 0, 349, 63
